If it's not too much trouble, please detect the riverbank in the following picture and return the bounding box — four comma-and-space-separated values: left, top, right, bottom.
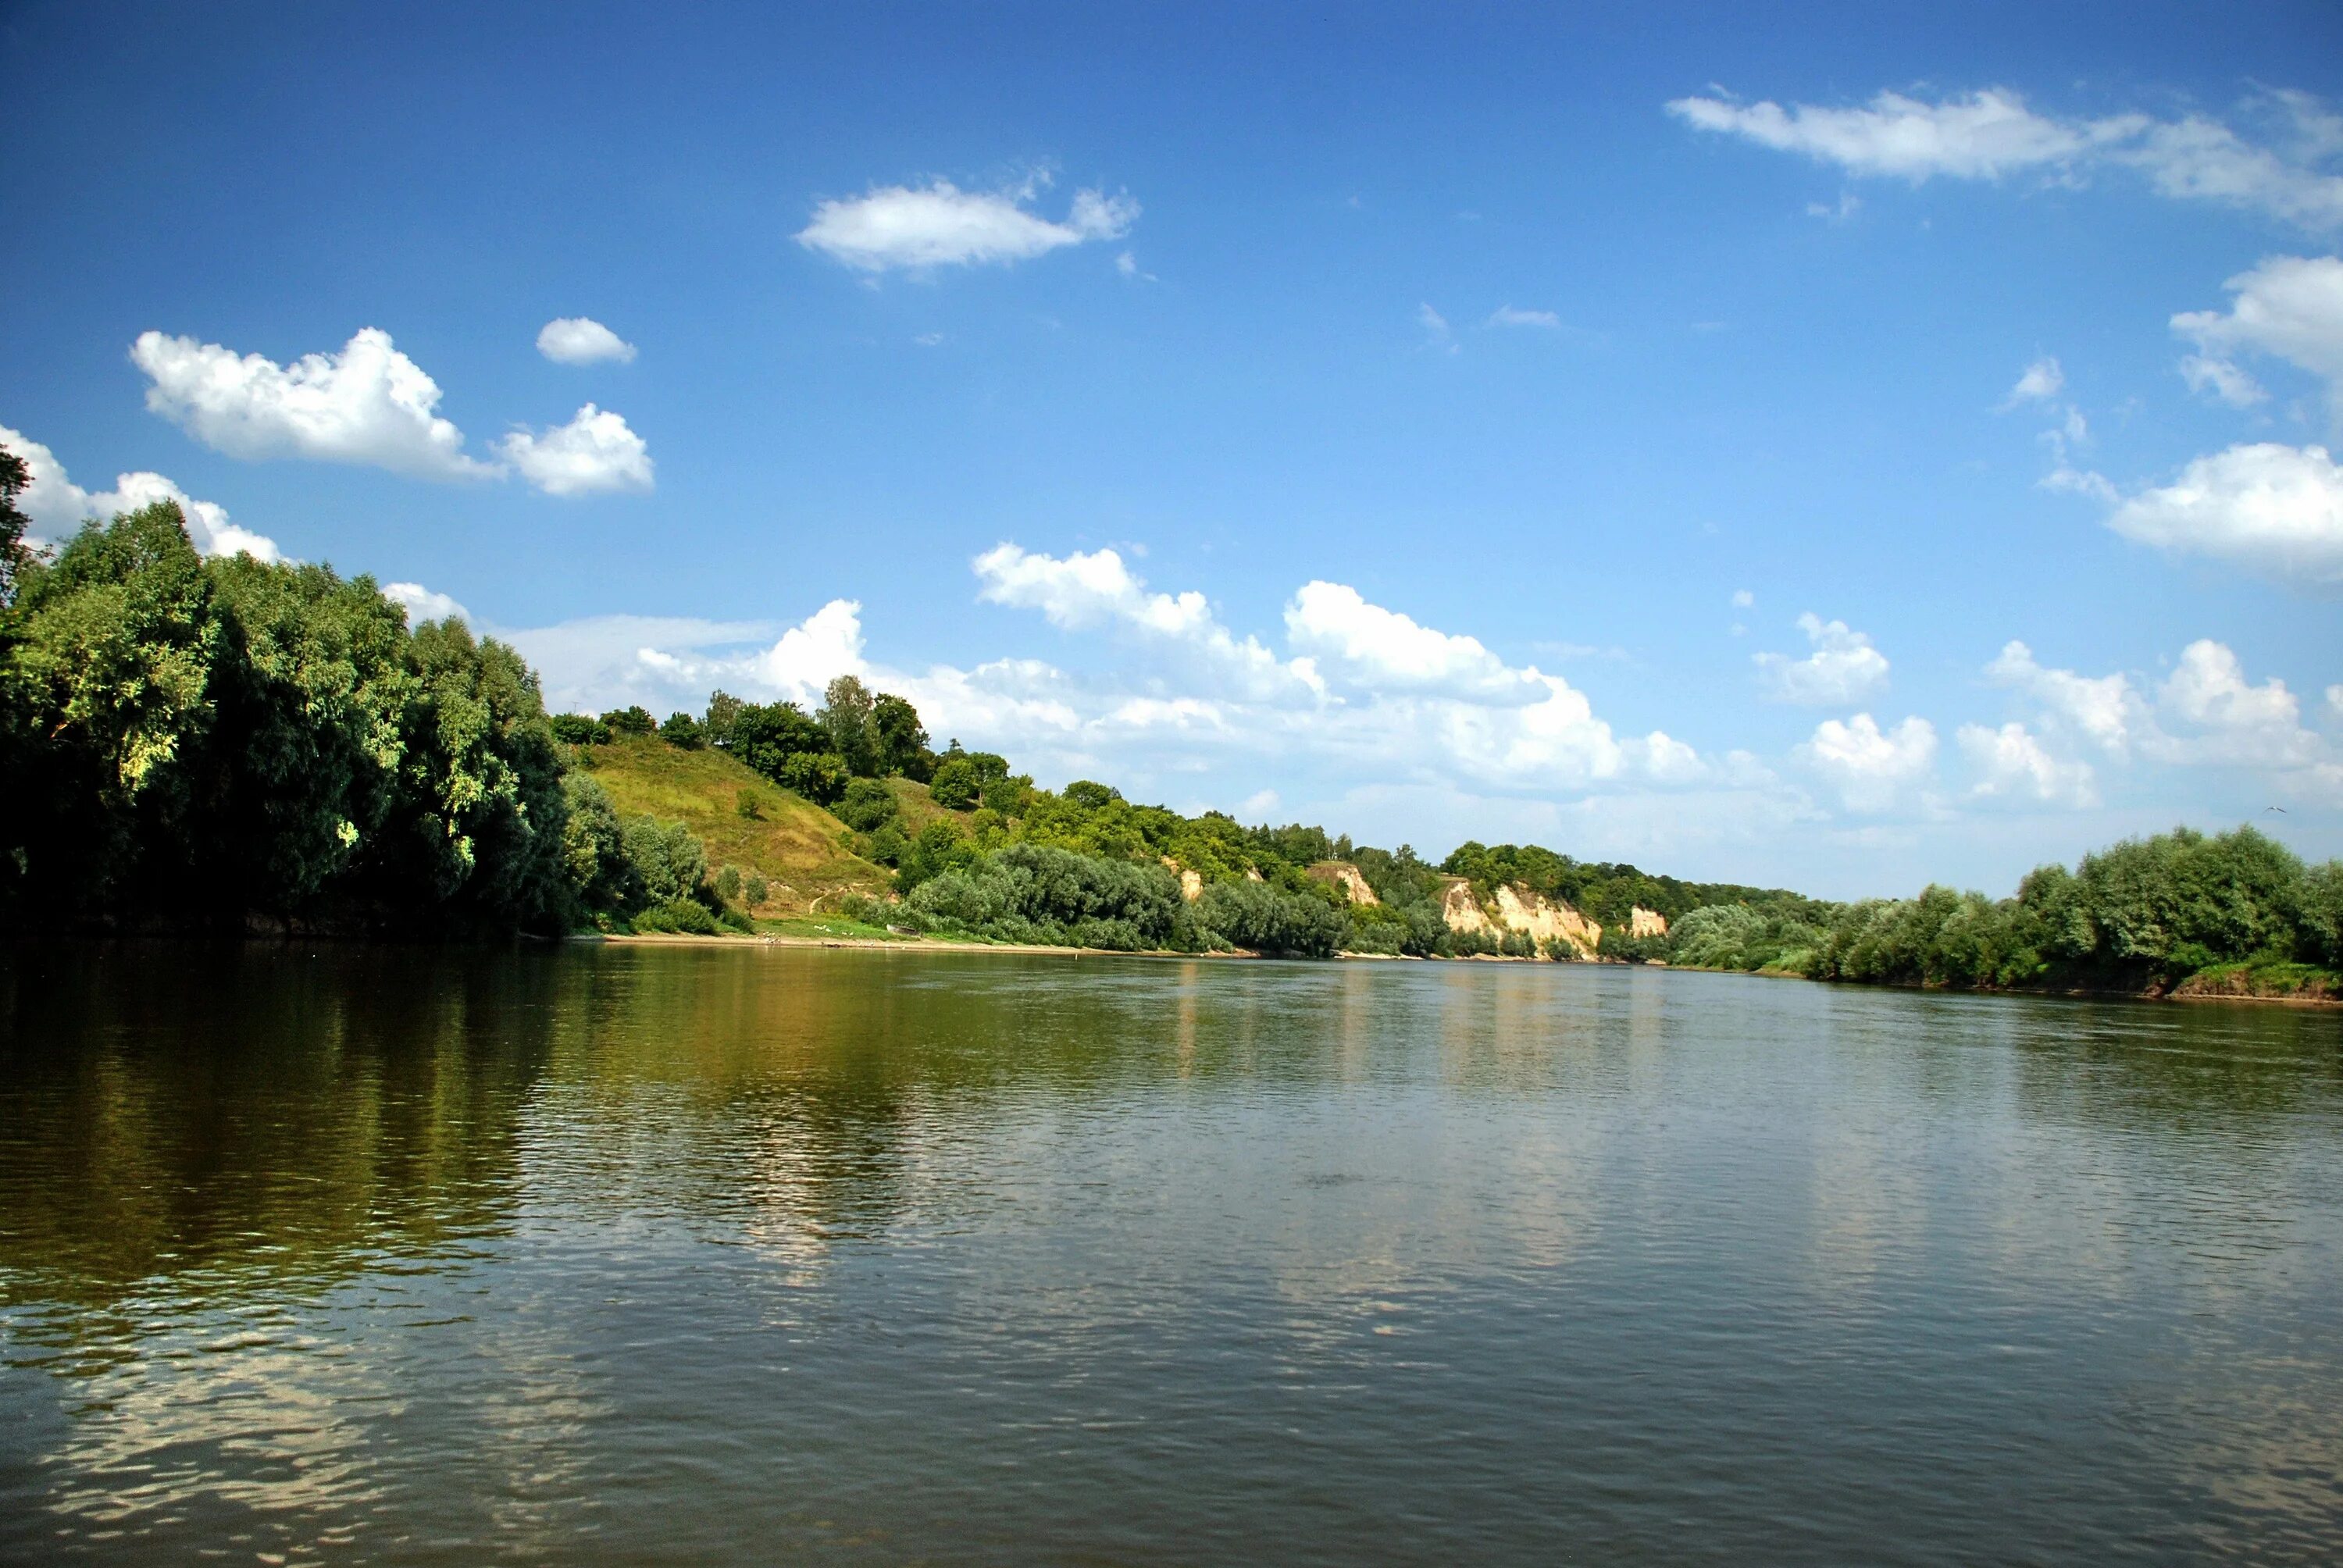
597, 932, 2343, 1004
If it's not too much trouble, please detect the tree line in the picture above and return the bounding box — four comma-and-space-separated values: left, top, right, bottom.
6, 492, 2334, 994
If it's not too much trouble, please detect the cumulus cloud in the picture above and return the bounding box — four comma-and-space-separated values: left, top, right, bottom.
132, 328, 497, 480
2157, 638, 2320, 767
0, 424, 280, 561
2171, 255, 2343, 414
1986, 640, 2139, 754
1796, 713, 1938, 811
796, 176, 1137, 272
383, 582, 469, 625
2105, 441, 2343, 585
1285, 581, 1532, 701
975, 543, 1316, 701
1754, 612, 1891, 704
536, 317, 637, 365
1958, 721, 2096, 806
1985, 636, 2335, 801
1668, 87, 2343, 228
497, 404, 654, 497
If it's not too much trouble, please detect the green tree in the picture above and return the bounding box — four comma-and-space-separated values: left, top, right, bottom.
817, 675, 879, 776
622, 816, 707, 906
779, 749, 848, 805
930, 757, 979, 811
660, 711, 704, 749
871, 693, 931, 778
0, 447, 31, 608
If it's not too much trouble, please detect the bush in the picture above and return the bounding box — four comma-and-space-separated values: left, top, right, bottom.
744, 871, 769, 907
930, 757, 980, 811
601, 705, 656, 736
634, 898, 720, 935
622, 816, 708, 906
836, 777, 899, 832
980, 774, 1027, 814
714, 865, 742, 904
551, 712, 610, 746
904, 843, 1183, 948
736, 788, 763, 820
1195, 878, 1344, 957
661, 711, 704, 749
779, 750, 849, 805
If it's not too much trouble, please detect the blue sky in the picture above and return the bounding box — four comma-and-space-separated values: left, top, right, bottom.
5, 0, 2341, 896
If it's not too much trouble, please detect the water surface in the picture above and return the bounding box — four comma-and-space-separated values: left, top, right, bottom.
3, 944, 2341, 1563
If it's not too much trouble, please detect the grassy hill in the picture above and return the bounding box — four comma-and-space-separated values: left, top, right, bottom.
573, 736, 893, 914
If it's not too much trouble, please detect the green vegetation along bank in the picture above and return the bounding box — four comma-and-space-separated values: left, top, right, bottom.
2, 489, 2334, 1001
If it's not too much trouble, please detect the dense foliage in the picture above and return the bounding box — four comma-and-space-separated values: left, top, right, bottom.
0, 504, 736, 935
1649, 827, 2341, 995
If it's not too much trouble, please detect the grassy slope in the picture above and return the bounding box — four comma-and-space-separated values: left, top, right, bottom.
883, 776, 958, 835
575, 736, 891, 914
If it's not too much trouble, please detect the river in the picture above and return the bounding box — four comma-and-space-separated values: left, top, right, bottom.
3, 943, 2340, 1563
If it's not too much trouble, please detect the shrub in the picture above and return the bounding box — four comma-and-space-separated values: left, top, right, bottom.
1195, 878, 1344, 958
836, 777, 899, 832
551, 713, 610, 746
744, 871, 769, 907
660, 711, 704, 750
714, 864, 742, 904
635, 898, 720, 935
779, 750, 849, 805
601, 705, 657, 736
736, 788, 763, 821
622, 816, 708, 906
930, 757, 979, 811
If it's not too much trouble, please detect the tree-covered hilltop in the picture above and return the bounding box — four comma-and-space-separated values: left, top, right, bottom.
3, 494, 2336, 996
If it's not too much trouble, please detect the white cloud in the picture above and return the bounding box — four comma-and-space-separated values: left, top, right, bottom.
795, 176, 1137, 272
975, 543, 1315, 701
1669, 87, 2343, 228
497, 404, 654, 497
536, 317, 637, 365
383, 582, 468, 625
1986, 640, 2139, 754
2327, 683, 2343, 722
1958, 721, 2096, 806
0, 424, 280, 561
1240, 789, 1281, 818
2106, 441, 2343, 585
2157, 639, 2318, 766
1754, 612, 1891, 704
1285, 581, 1531, 700
2181, 353, 2268, 408
2171, 255, 2343, 413
131, 328, 496, 480
1487, 305, 1561, 329
1985, 636, 2335, 800
975, 543, 1211, 636
755, 597, 868, 697
1806, 191, 1862, 223
2006, 355, 2064, 404
1731, 588, 1754, 608
1668, 88, 2137, 180
1796, 713, 1938, 812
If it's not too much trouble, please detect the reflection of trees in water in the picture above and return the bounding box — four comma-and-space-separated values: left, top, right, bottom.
0, 945, 557, 1347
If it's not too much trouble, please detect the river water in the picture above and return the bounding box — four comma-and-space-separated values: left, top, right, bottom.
2, 943, 2340, 1564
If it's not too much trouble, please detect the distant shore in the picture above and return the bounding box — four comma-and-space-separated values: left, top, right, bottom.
597, 932, 2343, 1006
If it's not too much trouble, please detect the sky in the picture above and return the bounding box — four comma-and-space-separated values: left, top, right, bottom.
4, 0, 2340, 898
